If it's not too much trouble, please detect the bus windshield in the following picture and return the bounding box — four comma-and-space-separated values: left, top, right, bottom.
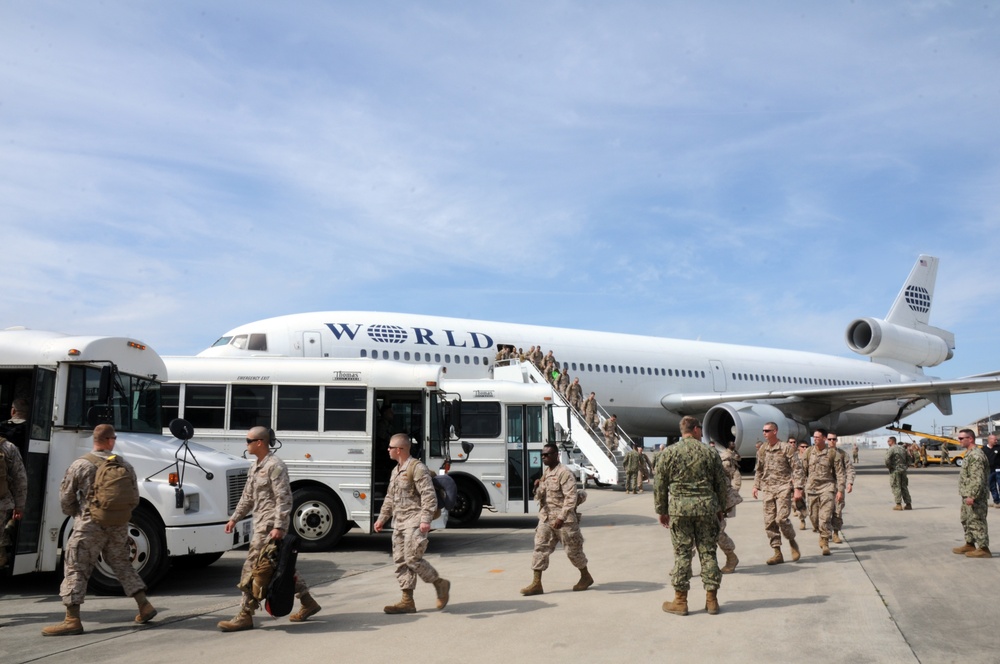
65, 364, 162, 433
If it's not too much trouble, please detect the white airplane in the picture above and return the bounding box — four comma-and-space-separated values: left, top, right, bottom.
197, 255, 1000, 458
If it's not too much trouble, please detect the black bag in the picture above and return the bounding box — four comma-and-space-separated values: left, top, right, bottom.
432, 474, 458, 512
265, 534, 300, 617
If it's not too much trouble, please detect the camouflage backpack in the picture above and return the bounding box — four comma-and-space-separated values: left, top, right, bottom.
84, 453, 140, 526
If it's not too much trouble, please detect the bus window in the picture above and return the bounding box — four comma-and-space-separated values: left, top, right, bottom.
64, 365, 161, 433
161, 384, 180, 425
277, 385, 320, 431
184, 385, 226, 429
457, 402, 501, 438
230, 385, 273, 430
31, 367, 55, 440
324, 387, 367, 431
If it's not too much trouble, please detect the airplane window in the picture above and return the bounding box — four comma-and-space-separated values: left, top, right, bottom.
393, 351, 400, 360
211, 336, 232, 348
404, 352, 411, 361
588, 363, 593, 371
640, 368, 645, 375
618, 366, 623, 373
445, 354, 451, 363
603, 365, 608, 372
383, 351, 390, 359
572, 362, 577, 371
248, 334, 267, 351
701, 371, 706, 378
474, 356, 479, 365
435, 353, 441, 362
465, 356, 470, 364
611, 366, 616, 374
360, 349, 367, 358
231, 335, 248, 350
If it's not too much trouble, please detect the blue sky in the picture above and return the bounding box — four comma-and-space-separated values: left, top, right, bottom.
2, 2, 999, 435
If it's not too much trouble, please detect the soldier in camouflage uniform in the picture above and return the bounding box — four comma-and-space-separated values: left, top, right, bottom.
521, 443, 593, 596
752, 422, 805, 565
566, 378, 583, 412
583, 392, 599, 431
715, 439, 743, 574
375, 433, 451, 613
953, 429, 991, 558
42, 425, 157, 636
218, 426, 320, 632
827, 433, 854, 543
656, 416, 728, 615
623, 443, 644, 493
885, 436, 912, 510
793, 440, 810, 530
802, 430, 845, 556
0, 435, 27, 569
602, 414, 619, 454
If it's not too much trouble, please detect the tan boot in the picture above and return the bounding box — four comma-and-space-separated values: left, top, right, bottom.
789, 538, 801, 562
217, 608, 254, 632
953, 542, 976, 555
520, 570, 544, 596
662, 590, 688, 616
966, 547, 992, 558
720, 551, 739, 574
705, 589, 720, 615
41, 605, 83, 637
383, 589, 416, 614
433, 578, 451, 609
289, 593, 321, 622
832, 531, 842, 544
572, 567, 594, 591
766, 547, 784, 565
903, 504, 912, 510
820, 537, 831, 556
893, 504, 903, 511
799, 518, 806, 530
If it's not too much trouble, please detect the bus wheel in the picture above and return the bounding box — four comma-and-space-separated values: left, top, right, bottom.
89, 506, 169, 595
448, 481, 483, 527
292, 488, 347, 552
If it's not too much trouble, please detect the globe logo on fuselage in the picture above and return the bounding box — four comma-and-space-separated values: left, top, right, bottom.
367, 324, 408, 344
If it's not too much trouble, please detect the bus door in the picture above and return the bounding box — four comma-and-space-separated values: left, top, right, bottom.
0, 366, 55, 572
370, 389, 426, 529
505, 404, 544, 514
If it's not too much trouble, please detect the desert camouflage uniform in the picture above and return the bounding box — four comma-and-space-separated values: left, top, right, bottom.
831, 447, 855, 533
852, 443, 859, 463
803, 447, 845, 540
379, 457, 442, 590
717, 446, 743, 557
58, 450, 145, 605
0, 438, 27, 563
530, 462, 588, 571
229, 453, 309, 610
566, 381, 583, 412
754, 441, 805, 549
655, 436, 728, 591
623, 447, 644, 492
885, 445, 912, 506
582, 396, 599, 431
958, 446, 989, 549
602, 418, 619, 453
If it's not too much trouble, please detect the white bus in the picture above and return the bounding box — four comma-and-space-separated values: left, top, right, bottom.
0, 329, 251, 593
160, 356, 585, 550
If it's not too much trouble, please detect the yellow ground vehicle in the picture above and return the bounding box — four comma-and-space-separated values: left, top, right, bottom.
887, 426, 975, 467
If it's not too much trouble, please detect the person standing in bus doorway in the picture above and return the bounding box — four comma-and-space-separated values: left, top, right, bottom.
520, 442, 594, 596
217, 427, 321, 632
953, 429, 991, 558
0, 433, 27, 569
374, 433, 451, 613
42, 424, 157, 636
1, 398, 29, 457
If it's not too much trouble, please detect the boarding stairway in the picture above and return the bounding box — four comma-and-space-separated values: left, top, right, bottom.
493, 360, 634, 486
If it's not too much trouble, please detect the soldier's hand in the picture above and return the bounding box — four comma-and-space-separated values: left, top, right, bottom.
12, 509, 23, 521
658, 514, 670, 528
965, 497, 975, 506
374, 519, 384, 533
847, 484, 853, 494
553, 518, 564, 530
836, 491, 843, 502
269, 528, 284, 540
793, 488, 803, 501
752, 487, 759, 500
420, 522, 431, 534
224, 520, 235, 534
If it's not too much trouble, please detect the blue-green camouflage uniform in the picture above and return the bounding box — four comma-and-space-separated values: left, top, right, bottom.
885, 445, 911, 506
623, 448, 643, 492
654, 436, 728, 592
959, 446, 989, 549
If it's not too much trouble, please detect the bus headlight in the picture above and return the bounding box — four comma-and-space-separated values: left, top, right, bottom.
183, 492, 200, 513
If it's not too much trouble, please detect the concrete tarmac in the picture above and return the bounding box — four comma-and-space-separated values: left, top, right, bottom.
2, 450, 998, 664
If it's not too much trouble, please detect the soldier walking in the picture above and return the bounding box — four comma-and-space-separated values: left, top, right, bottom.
42, 425, 156, 636
623, 443, 644, 494
802, 430, 845, 556
953, 429, 991, 558
374, 434, 451, 613
828, 433, 854, 543
582, 392, 599, 431
0, 433, 27, 569
656, 417, 728, 616
520, 442, 593, 596
602, 414, 619, 454
752, 422, 805, 565
218, 426, 320, 631
885, 436, 912, 510
566, 378, 583, 412
715, 439, 743, 574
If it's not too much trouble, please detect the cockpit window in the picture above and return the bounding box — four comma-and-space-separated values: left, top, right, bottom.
231, 335, 248, 350
211, 336, 232, 348
248, 334, 267, 351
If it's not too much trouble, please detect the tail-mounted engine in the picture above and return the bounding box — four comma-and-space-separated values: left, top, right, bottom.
845, 317, 953, 368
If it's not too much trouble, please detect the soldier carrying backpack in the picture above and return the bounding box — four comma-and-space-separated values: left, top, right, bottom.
0, 435, 28, 568
41, 424, 157, 637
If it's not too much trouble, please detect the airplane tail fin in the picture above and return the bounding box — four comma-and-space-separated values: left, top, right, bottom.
885, 255, 937, 327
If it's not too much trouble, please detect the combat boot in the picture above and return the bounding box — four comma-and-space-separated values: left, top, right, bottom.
705, 589, 720, 615
789, 538, 801, 562
799, 517, 806, 530
520, 570, 544, 596
720, 551, 739, 574
966, 547, 992, 559
893, 504, 903, 511
133, 590, 157, 624
217, 608, 255, 632
952, 542, 976, 555
903, 504, 912, 510
383, 589, 416, 614
766, 547, 784, 565
832, 531, 842, 544
289, 592, 321, 622
820, 537, 831, 556
433, 578, 451, 609
41, 605, 83, 636
572, 567, 594, 591
662, 590, 688, 616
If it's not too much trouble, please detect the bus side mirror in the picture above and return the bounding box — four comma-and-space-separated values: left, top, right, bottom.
97, 365, 114, 403
461, 440, 474, 458
86, 405, 113, 426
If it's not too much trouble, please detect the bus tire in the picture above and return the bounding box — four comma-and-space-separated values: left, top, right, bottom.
89, 505, 169, 595
955, 457, 964, 468
448, 480, 483, 527
292, 487, 347, 552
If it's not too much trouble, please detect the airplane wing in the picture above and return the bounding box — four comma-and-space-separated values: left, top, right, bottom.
660, 374, 1000, 420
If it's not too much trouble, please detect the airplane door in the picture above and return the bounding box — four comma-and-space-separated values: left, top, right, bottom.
302, 332, 323, 357
709, 360, 727, 392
